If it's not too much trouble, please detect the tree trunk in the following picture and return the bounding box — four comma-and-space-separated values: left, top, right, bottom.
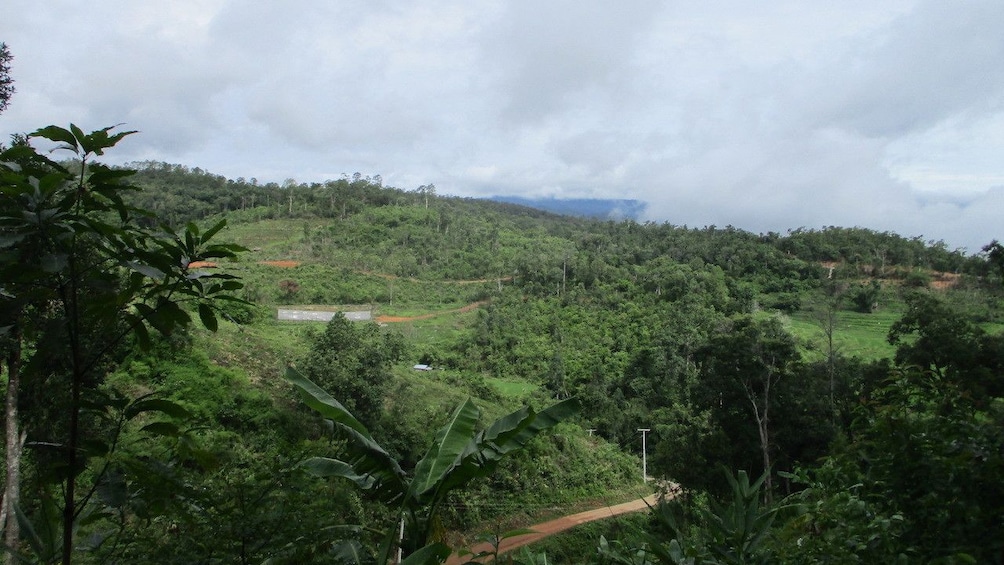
743, 372, 774, 504
61, 256, 85, 565
2, 325, 24, 564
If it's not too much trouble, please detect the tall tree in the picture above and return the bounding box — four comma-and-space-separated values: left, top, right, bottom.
779, 365, 1004, 563
1, 125, 244, 563
0, 43, 13, 114
888, 291, 1004, 401
697, 316, 800, 500
298, 313, 405, 429
983, 239, 1004, 286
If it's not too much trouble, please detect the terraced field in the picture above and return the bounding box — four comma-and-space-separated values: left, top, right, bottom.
786, 308, 902, 362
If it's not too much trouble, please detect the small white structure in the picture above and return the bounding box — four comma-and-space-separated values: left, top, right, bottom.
412, 364, 433, 371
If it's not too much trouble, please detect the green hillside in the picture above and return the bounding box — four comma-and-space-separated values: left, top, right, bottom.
4, 141, 1004, 564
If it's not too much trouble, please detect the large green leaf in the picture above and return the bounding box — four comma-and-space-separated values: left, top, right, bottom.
31, 125, 78, 152
511, 397, 581, 444
303, 456, 377, 490
284, 367, 407, 502
125, 397, 192, 420
329, 539, 370, 565
198, 302, 218, 332
201, 217, 227, 242
408, 397, 481, 500
437, 397, 581, 496
124, 260, 165, 280
400, 542, 451, 565
285, 366, 370, 436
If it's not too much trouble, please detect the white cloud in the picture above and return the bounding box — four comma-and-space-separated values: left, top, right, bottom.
1, 0, 1002, 251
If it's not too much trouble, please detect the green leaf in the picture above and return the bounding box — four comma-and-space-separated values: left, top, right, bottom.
40, 253, 69, 273
285, 367, 371, 437
31, 125, 78, 152
303, 457, 376, 489
86, 166, 134, 185
100, 126, 138, 152
156, 300, 192, 329
125, 398, 191, 420
438, 398, 580, 496
284, 367, 408, 501
140, 421, 181, 437
219, 280, 244, 291
518, 397, 581, 440
0, 232, 27, 248
124, 260, 165, 280
401, 542, 451, 565
409, 398, 480, 500
202, 218, 227, 242
69, 124, 87, 152
82, 439, 111, 458
96, 468, 128, 509
198, 302, 218, 332
131, 315, 152, 350
184, 222, 198, 252
330, 540, 370, 565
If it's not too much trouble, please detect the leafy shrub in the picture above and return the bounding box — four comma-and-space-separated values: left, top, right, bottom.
902, 270, 932, 288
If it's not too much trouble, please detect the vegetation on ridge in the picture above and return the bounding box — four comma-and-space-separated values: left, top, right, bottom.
2, 130, 1002, 563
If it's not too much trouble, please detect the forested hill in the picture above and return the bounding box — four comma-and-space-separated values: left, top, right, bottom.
120, 162, 1004, 564
7, 139, 1003, 563
127, 160, 986, 283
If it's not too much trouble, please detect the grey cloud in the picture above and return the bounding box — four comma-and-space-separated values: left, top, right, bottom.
209, 2, 488, 153
479, 1, 663, 124
1, 1, 1001, 252
803, 0, 1004, 138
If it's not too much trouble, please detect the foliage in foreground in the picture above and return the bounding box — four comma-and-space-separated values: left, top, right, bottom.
1, 125, 243, 563
284, 367, 580, 563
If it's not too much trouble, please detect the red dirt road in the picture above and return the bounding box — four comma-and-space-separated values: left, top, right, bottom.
446, 493, 662, 564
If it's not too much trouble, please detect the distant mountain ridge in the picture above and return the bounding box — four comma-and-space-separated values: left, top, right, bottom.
488, 196, 647, 220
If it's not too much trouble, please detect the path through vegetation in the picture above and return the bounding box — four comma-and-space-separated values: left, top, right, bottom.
447, 493, 663, 564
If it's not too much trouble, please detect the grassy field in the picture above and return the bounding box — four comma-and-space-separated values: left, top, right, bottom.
485, 376, 539, 398
220, 217, 325, 257
785, 307, 902, 362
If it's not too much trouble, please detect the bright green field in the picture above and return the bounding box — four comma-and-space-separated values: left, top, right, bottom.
485, 377, 539, 398
785, 307, 902, 362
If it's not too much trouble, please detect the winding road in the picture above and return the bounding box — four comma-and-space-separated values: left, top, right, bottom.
446, 492, 665, 564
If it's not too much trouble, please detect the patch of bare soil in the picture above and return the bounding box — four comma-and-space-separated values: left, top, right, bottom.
258, 260, 301, 268
930, 272, 961, 290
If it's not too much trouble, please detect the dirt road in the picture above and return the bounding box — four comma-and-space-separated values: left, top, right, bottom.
446, 493, 662, 564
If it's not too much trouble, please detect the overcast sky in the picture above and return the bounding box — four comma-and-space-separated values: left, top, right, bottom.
2, 1, 1002, 252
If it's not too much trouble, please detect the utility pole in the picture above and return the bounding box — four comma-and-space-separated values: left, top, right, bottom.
638, 428, 650, 482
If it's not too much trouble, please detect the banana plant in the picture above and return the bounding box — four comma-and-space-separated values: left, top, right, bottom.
284, 367, 580, 563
